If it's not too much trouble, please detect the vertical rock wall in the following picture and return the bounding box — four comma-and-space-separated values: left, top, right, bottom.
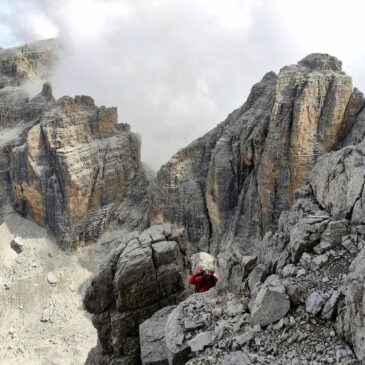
10, 95, 144, 249
0, 40, 148, 249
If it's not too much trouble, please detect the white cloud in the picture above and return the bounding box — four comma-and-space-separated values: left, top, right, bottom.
2, 0, 365, 169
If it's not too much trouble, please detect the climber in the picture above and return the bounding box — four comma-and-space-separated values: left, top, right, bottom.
188, 264, 218, 293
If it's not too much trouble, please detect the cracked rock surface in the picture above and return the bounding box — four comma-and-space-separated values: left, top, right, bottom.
83, 224, 195, 364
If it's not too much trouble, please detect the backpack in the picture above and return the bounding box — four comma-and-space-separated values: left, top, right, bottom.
194, 272, 216, 292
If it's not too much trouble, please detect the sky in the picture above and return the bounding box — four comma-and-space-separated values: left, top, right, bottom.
1, 0, 365, 169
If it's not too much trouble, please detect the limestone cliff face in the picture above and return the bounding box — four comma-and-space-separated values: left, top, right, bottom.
0, 40, 147, 249
0, 39, 58, 89
10, 94, 143, 249
150, 54, 360, 254
0, 40, 59, 222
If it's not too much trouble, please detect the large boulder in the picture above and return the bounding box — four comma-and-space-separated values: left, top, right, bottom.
249, 275, 290, 326
288, 216, 330, 262
305, 291, 327, 316
256, 231, 289, 274
311, 141, 365, 224
217, 251, 257, 293
316, 220, 350, 253
83, 225, 194, 364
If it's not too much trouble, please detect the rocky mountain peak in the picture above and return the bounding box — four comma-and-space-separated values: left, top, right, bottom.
10, 85, 145, 248
298, 53, 343, 72
150, 52, 358, 255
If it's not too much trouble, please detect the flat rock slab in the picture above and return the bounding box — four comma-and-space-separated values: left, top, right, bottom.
187, 331, 214, 352
223, 351, 252, 365
306, 291, 326, 315
139, 306, 176, 365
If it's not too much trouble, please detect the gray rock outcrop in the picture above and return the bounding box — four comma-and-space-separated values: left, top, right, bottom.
83, 224, 194, 364
249, 275, 290, 326
336, 246, 365, 361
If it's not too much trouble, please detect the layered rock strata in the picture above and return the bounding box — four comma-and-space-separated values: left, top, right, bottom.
0, 39, 58, 89
150, 54, 362, 254
84, 224, 195, 364
10, 92, 143, 249
0, 40, 59, 222
0, 40, 147, 249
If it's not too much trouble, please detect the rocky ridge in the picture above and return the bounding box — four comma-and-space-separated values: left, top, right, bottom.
10, 91, 143, 249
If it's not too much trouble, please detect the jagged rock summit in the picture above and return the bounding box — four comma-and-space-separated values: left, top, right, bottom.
298, 53, 343, 72
150, 53, 363, 256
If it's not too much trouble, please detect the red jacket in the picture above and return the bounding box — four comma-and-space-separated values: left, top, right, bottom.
188, 273, 218, 292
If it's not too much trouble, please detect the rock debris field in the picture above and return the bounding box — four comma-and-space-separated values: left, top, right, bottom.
0, 213, 112, 365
